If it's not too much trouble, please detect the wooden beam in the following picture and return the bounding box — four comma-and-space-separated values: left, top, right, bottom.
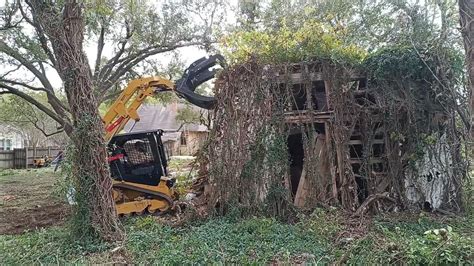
326, 123, 338, 202
349, 158, 384, 164
284, 110, 334, 124
348, 139, 385, 145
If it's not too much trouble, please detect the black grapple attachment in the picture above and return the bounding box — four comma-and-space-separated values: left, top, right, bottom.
175, 54, 225, 109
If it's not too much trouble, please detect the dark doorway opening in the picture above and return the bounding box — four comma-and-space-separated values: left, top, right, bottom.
288, 133, 304, 197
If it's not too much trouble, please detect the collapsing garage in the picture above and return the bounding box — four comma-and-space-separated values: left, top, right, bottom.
204, 53, 466, 216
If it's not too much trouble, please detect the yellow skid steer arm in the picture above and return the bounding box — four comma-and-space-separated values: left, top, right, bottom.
102, 77, 174, 142
102, 55, 224, 142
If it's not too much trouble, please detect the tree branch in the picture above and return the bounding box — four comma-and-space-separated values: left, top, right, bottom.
0, 78, 70, 113
0, 40, 55, 92
98, 41, 204, 93
0, 1, 22, 30
0, 78, 45, 91
31, 121, 64, 137
96, 20, 133, 82
0, 83, 72, 134
19, 1, 58, 68
100, 87, 123, 103
93, 21, 106, 79
0, 64, 22, 78
0, 39, 72, 122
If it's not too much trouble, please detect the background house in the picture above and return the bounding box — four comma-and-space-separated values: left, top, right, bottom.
124, 102, 209, 156
0, 123, 66, 150
0, 125, 25, 151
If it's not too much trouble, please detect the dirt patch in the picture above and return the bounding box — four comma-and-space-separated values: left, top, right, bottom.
0, 202, 70, 234
0, 169, 71, 234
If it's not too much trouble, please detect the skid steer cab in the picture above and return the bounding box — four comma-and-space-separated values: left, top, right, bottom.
108, 130, 176, 216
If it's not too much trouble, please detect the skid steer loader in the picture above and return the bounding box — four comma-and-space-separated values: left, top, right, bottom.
103, 55, 224, 216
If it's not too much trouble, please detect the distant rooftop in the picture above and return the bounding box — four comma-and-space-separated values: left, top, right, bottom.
124, 103, 208, 138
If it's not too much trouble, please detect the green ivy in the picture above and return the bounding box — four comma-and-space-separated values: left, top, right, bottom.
222, 20, 366, 65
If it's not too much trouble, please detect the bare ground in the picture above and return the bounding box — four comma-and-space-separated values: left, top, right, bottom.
0, 169, 70, 234
0, 159, 194, 235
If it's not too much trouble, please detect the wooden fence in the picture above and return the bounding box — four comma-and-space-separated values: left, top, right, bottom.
0, 147, 63, 169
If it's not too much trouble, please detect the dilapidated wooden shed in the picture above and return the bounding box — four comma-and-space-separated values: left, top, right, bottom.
203, 54, 466, 217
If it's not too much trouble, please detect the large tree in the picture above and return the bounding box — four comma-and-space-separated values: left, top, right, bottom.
0, 0, 224, 241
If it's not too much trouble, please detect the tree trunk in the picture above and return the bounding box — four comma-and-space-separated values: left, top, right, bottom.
459, 0, 474, 139
30, 0, 123, 241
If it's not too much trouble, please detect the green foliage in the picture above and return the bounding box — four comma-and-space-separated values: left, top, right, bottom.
364, 46, 436, 83
363, 45, 463, 85
235, 128, 292, 219
266, 132, 289, 171
82, 0, 215, 52
1, 211, 472, 264
66, 114, 114, 241
240, 131, 266, 180
167, 157, 196, 195
297, 208, 342, 241
223, 19, 366, 65
0, 228, 111, 265
66, 151, 95, 240
0, 169, 14, 177
345, 215, 473, 264
175, 104, 202, 127
406, 227, 472, 264
125, 217, 329, 264
263, 132, 293, 219
233, 0, 462, 53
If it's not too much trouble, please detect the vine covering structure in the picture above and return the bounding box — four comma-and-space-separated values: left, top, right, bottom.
204, 47, 468, 216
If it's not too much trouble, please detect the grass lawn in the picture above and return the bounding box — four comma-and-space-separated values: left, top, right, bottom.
0, 167, 472, 264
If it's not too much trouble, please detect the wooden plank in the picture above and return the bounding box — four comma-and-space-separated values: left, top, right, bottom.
324, 80, 332, 110
348, 139, 385, 145
335, 139, 346, 203
0, 150, 14, 169
326, 123, 338, 202
293, 165, 307, 207
25, 147, 28, 168
284, 110, 333, 116
13, 148, 27, 169
279, 72, 323, 84
284, 110, 334, 124
284, 116, 330, 124
375, 175, 391, 193
294, 134, 328, 207
349, 158, 384, 164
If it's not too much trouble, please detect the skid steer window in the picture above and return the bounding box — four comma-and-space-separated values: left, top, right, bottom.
123, 139, 154, 165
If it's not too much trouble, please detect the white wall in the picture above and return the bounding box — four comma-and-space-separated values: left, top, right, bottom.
0, 125, 25, 150
404, 133, 458, 211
